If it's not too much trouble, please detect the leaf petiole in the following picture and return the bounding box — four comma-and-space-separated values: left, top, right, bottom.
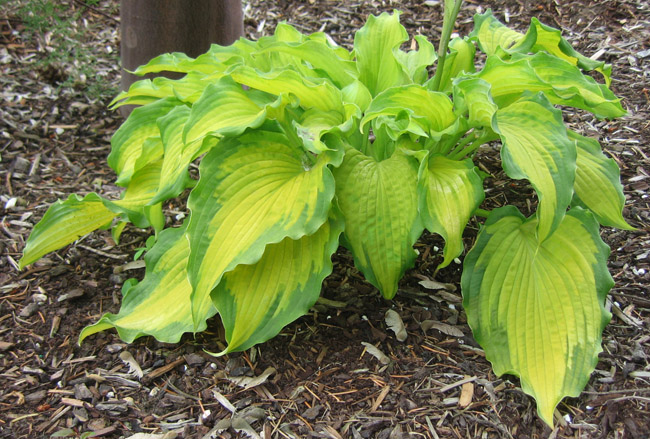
448, 131, 497, 160
430, 0, 464, 92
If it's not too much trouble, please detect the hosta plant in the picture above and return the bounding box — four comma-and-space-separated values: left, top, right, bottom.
21, 0, 631, 426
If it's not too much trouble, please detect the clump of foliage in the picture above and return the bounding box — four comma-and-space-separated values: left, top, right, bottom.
21, 0, 631, 426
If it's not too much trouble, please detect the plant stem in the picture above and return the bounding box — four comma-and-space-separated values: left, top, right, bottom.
474, 208, 490, 218
277, 116, 316, 166
448, 132, 496, 160
430, 0, 464, 92
440, 129, 475, 156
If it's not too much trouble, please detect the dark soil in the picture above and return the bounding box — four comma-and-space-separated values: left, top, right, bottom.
1, 1, 649, 438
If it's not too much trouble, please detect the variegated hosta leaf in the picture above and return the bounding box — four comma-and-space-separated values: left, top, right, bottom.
453, 77, 498, 128
108, 97, 181, 186
333, 146, 422, 299
186, 131, 337, 327
493, 93, 576, 241
108, 160, 164, 230
471, 10, 611, 84
131, 38, 255, 76
471, 9, 527, 55
211, 215, 343, 354
150, 105, 198, 205
21, 159, 170, 268
394, 35, 437, 84
361, 85, 456, 137
110, 72, 215, 109
418, 155, 484, 268
183, 77, 270, 145
230, 66, 344, 115
569, 131, 633, 229
478, 53, 624, 120
462, 206, 612, 426
260, 40, 357, 88
19, 193, 117, 268
353, 11, 409, 96
527, 53, 623, 119
527, 18, 612, 84
295, 108, 349, 154
435, 37, 476, 93
79, 224, 214, 343
342, 80, 373, 111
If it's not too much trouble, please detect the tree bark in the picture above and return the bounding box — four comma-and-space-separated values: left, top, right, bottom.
120, 0, 243, 113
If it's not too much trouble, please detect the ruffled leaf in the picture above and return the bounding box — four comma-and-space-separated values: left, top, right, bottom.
353, 11, 409, 96
79, 224, 212, 343
20, 193, 117, 268
212, 215, 343, 354
493, 93, 576, 241
186, 131, 338, 327
569, 131, 633, 229
418, 155, 485, 268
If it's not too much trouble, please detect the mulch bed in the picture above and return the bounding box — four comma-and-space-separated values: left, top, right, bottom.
1, 0, 649, 438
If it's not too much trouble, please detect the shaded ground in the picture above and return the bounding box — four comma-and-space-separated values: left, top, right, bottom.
1, 0, 649, 438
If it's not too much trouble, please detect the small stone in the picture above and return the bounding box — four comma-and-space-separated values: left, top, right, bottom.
74, 383, 93, 401
73, 407, 89, 423
19, 302, 39, 317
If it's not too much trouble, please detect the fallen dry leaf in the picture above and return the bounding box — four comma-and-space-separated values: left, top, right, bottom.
385, 309, 407, 341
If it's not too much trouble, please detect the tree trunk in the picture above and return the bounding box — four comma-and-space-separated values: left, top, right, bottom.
119, 0, 243, 114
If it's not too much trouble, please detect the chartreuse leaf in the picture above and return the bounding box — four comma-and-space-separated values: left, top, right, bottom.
478, 55, 624, 119
453, 77, 498, 128
472, 10, 612, 84
394, 35, 437, 84
527, 18, 612, 84
261, 40, 357, 88
108, 97, 181, 186
354, 11, 409, 96
19, 193, 117, 268
186, 131, 338, 328
80, 224, 214, 343
334, 145, 422, 299
230, 66, 344, 115
183, 77, 270, 145
131, 37, 256, 76
462, 206, 612, 426
435, 37, 476, 93
295, 108, 350, 154
527, 53, 624, 119
111, 72, 216, 108
493, 93, 576, 241
418, 155, 484, 268
361, 85, 456, 136
21, 158, 172, 268
150, 105, 195, 204
569, 131, 633, 229
109, 160, 164, 230
471, 9, 529, 55
212, 215, 343, 354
